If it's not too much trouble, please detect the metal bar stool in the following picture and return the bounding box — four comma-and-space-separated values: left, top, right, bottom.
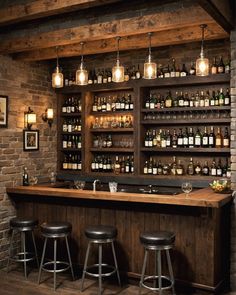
38, 221, 75, 291
80, 225, 121, 295
7, 217, 39, 278
139, 231, 176, 295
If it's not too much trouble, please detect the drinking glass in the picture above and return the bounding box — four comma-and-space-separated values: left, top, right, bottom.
74, 180, 86, 190
181, 182, 192, 197
109, 182, 118, 193
50, 172, 57, 184
29, 176, 38, 186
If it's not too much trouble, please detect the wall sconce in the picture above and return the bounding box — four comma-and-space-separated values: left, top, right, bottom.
42, 108, 54, 127
24, 107, 36, 130
52, 46, 64, 88
143, 32, 157, 79
112, 36, 124, 83
196, 24, 209, 76
76, 42, 88, 85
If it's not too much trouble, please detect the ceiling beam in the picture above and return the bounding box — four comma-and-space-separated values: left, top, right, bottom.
0, 0, 121, 26
13, 22, 228, 61
0, 4, 215, 55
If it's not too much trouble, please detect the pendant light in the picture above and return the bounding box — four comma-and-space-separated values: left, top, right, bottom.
143, 32, 157, 79
76, 42, 88, 85
196, 24, 209, 76
112, 36, 124, 83
52, 46, 63, 88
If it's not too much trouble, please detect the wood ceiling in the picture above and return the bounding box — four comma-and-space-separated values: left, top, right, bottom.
0, 0, 234, 62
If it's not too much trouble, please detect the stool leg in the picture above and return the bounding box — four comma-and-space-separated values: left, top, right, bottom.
65, 236, 75, 280
157, 250, 162, 295
31, 231, 39, 268
38, 237, 48, 284
154, 250, 158, 289
22, 231, 27, 278
81, 241, 91, 292
98, 243, 102, 295
111, 241, 121, 286
7, 230, 14, 273
53, 238, 57, 291
139, 249, 148, 295
166, 249, 176, 295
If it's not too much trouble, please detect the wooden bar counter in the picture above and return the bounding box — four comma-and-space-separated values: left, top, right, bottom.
7, 185, 233, 292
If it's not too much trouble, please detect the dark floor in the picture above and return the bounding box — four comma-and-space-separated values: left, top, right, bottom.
0, 267, 235, 295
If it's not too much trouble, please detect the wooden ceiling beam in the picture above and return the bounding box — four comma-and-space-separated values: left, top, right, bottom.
0, 0, 121, 26
0, 4, 215, 55
13, 23, 228, 61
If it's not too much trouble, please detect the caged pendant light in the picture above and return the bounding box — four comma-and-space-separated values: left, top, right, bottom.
143, 32, 157, 79
52, 46, 64, 88
76, 42, 88, 85
196, 24, 209, 76
112, 36, 124, 83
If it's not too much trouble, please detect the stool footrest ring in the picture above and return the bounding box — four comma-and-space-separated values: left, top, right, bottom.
141, 275, 174, 292
42, 261, 70, 273
10, 252, 37, 263
84, 263, 117, 278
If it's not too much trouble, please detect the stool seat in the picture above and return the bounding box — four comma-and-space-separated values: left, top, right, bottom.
140, 231, 175, 246
10, 218, 38, 231
40, 222, 72, 236
85, 225, 117, 240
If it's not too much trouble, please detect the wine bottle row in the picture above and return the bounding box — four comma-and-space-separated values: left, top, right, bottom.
144, 127, 230, 149
62, 153, 82, 170
91, 155, 134, 174
62, 118, 82, 132
143, 156, 231, 177
92, 135, 134, 149
92, 115, 133, 129
144, 88, 230, 110
62, 135, 82, 149
62, 96, 82, 113
92, 94, 134, 112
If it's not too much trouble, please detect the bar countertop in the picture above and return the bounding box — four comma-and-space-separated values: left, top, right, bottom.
6, 185, 233, 208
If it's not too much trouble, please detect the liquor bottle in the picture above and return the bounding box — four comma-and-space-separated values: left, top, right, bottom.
63, 155, 68, 170
211, 57, 217, 74
93, 69, 98, 84
209, 126, 216, 148
183, 92, 189, 107
130, 156, 134, 174
217, 56, 225, 73
199, 91, 205, 107
114, 156, 120, 174
107, 69, 112, 83
128, 94, 134, 110
170, 156, 177, 175
177, 128, 183, 147
218, 88, 225, 106
143, 160, 148, 174
183, 128, 189, 148
160, 130, 167, 148
194, 161, 202, 175
194, 128, 202, 147
102, 69, 108, 83
62, 135, 67, 149
92, 96, 98, 112
224, 88, 230, 106
106, 96, 112, 112
178, 91, 184, 107
204, 90, 210, 107
187, 158, 194, 175
180, 63, 188, 77
172, 129, 178, 148
165, 91, 172, 108
77, 155, 82, 171
215, 127, 222, 148
189, 62, 196, 75
164, 64, 170, 78
62, 99, 67, 113
157, 160, 163, 175
166, 130, 172, 147
149, 93, 156, 109
145, 94, 150, 109
210, 159, 217, 176
188, 127, 194, 148
136, 64, 141, 79
152, 159, 157, 175
223, 127, 230, 148
144, 130, 150, 147
210, 91, 216, 106
202, 126, 209, 148
202, 161, 209, 176
176, 160, 184, 175
120, 156, 125, 173
130, 65, 136, 80
226, 159, 231, 178
170, 58, 176, 77
124, 67, 130, 81
225, 55, 231, 74
216, 159, 222, 176
97, 69, 103, 84
22, 167, 29, 186
88, 70, 93, 84
148, 157, 153, 174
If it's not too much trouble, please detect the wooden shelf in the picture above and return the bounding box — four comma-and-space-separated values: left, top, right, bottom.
61, 148, 82, 152
61, 131, 82, 135
141, 147, 230, 153
141, 106, 231, 113
61, 112, 82, 117
141, 118, 231, 125
90, 148, 134, 153
91, 110, 133, 116
139, 174, 226, 181
90, 128, 134, 133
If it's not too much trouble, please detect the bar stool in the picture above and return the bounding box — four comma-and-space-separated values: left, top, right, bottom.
80, 225, 121, 295
139, 231, 176, 295
38, 221, 75, 291
7, 217, 39, 278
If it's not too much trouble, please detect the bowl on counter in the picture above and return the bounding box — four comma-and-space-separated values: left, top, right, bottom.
209, 179, 231, 194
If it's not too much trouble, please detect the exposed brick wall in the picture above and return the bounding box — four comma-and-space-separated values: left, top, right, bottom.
230, 28, 236, 291
0, 55, 57, 268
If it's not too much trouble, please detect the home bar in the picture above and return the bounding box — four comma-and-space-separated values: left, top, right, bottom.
0, 1, 236, 295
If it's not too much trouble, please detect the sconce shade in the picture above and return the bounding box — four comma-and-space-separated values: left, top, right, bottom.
143, 32, 157, 79
24, 107, 36, 130
112, 60, 124, 83
52, 66, 63, 88
47, 108, 54, 119
42, 108, 54, 127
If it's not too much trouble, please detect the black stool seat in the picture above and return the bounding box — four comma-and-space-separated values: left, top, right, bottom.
85, 225, 117, 240
40, 222, 72, 236
10, 218, 38, 231
140, 231, 175, 246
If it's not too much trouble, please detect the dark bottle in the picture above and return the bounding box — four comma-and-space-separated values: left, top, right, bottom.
172, 129, 178, 148
194, 128, 202, 147
22, 167, 29, 186
170, 58, 176, 78
202, 126, 209, 148
225, 55, 231, 74
211, 57, 218, 74
224, 88, 230, 106
187, 158, 194, 175
131, 65, 136, 80
188, 127, 194, 148
88, 70, 93, 84
217, 56, 225, 74
189, 62, 196, 75
177, 128, 183, 147
209, 126, 216, 148
124, 67, 130, 82
180, 63, 188, 77
223, 127, 230, 148
194, 161, 202, 175
202, 161, 209, 176
136, 64, 141, 79
164, 64, 170, 78
216, 159, 222, 177
210, 158, 217, 176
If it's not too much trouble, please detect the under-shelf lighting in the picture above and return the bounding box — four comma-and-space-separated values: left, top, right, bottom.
52, 46, 63, 88
196, 24, 209, 76
76, 42, 88, 86
112, 37, 124, 83
143, 32, 157, 79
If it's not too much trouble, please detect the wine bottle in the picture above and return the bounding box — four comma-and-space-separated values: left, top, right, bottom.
223, 127, 230, 148
215, 127, 222, 148
211, 57, 217, 74
202, 126, 209, 148
202, 161, 209, 176
217, 56, 225, 74
187, 158, 194, 175
22, 167, 29, 186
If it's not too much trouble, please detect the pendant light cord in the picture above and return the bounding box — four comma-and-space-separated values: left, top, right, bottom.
116, 36, 121, 61
80, 42, 84, 67
56, 46, 59, 68
200, 24, 207, 57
